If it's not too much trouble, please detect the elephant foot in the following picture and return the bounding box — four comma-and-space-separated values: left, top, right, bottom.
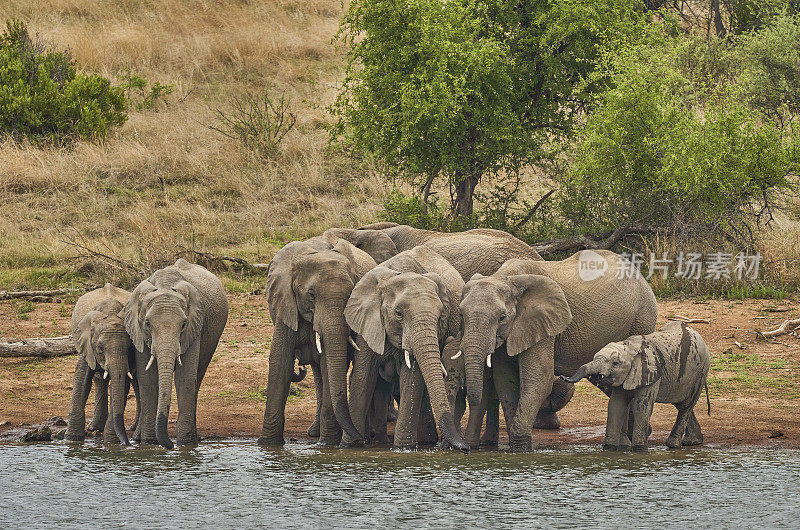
339, 436, 365, 448
682, 434, 703, 447
666, 435, 682, 449
133, 431, 142, 443
509, 435, 532, 452
64, 432, 85, 442
317, 435, 343, 447
372, 432, 390, 445
387, 402, 398, 423
480, 430, 499, 447
307, 419, 320, 438
631, 444, 648, 452
177, 434, 200, 446
257, 435, 285, 446
128, 421, 138, 432
140, 436, 160, 446
532, 411, 561, 430
87, 420, 105, 432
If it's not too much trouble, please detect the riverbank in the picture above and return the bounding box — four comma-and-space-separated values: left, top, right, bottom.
1, 295, 799, 448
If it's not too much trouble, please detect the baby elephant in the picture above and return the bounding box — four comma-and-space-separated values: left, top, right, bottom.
562, 321, 710, 451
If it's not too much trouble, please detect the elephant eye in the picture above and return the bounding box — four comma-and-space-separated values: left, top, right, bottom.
612, 361, 620, 366
498, 313, 507, 323
394, 308, 402, 318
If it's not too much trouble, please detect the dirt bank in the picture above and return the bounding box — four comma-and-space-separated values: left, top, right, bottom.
1, 295, 799, 448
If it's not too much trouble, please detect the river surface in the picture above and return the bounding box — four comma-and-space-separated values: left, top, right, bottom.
1, 440, 799, 528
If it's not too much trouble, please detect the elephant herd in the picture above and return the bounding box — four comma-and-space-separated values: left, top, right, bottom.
65, 223, 711, 452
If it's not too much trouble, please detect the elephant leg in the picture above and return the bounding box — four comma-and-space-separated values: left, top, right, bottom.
667, 406, 693, 449
66, 358, 94, 441
629, 386, 657, 451
453, 389, 466, 433
604, 387, 632, 451
508, 342, 554, 452
344, 342, 377, 446
135, 348, 159, 445
682, 409, 704, 446
88, 374, 108, 432
103, 377, 126, 445
418, 391, 439, 446
481, 399, 500, 447
491, 349, 518, 446
387, 391, 398, 423
533, 378, 574, 430
370, 376, 392, 445
259, 323, 297, 446
394, 360, 424, 448
318, 352, 342, 446
175, 344, 200, 446
307, 362, 323, 438
130, 376, 141, 435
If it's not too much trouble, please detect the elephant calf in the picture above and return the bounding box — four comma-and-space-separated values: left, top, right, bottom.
562, 321, 711, 451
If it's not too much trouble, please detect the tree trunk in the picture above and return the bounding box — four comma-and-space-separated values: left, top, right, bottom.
711, 0, 726, 36
453, 171, 480, 219
0, 336, 76, 357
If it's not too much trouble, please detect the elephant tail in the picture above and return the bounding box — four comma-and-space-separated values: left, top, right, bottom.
705, 380, 710, 415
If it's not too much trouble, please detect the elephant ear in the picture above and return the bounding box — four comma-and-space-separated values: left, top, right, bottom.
506, 274, 572, 357
331, 238, 375, 282
421, 272, 460, 341
266, 241, 309, 332
74, 310, 102, 371
623, 337, 663, 390
124, 279, 156, 353
345, 266, 399, 355
173, 280, 203, 354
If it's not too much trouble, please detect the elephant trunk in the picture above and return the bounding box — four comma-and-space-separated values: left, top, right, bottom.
153, 335, 178, 449
345, 340, 377, 447
461, 316, 495, 447
407, 319, 469, 452
562, 359, 603, 384
318, 305, 364, 445
110, 368, 130, 446
65, 360, 95, 441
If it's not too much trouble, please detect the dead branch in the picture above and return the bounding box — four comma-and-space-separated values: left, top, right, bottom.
532, 223, 658, 256
0, 336, 76, 358
668, 315, 711, 324
513, 189, 556, 230
0, 289, 83, 301
175, 249, 268, 273
759, 318, 800, 339
60, 234, 143, 276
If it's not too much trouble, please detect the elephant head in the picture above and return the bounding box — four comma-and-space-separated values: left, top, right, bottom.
345, 266, 468, 451
124, 274, 203, 449
73, 298, 133, 445
267, 236, 373, 443
323, 228, 398, 264
561, 337, 662, 391
459, 273, 572, 437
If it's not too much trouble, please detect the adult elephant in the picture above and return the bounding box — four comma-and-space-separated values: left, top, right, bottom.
459, 251, 658, 451
124, 259, 228, 449
345, 246, 469, 451
65, 284, 136, 446
325, 224, 543, 276
258, 235, 376, 446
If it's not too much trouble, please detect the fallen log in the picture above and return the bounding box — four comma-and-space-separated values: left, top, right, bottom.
0, 336, 76, 358
532, 224, 654, 256
0, 289, 83, 301
668, 315, 711, 324
759, 318, 800, 339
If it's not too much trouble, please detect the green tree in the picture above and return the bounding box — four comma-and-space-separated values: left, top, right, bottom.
332, 0, 646, 221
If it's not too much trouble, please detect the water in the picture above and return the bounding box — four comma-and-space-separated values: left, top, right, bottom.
1, 440, 799, 528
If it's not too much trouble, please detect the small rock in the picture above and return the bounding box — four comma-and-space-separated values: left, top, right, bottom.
768, 430, 784, 439
53, 429, 66, 441
19, 426, 52, 442
48, 416, 67, 426
0, 420, 11, 427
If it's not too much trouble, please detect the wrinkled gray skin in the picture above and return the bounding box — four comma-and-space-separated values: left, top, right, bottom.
66, 284, 136, 446
125, 259, 228, 449
346, 342, 399, 446
258, 235, 377, 446
459, 252, 658, 451
326, 225, 543, 275
563, 321, 710, 451
345, 246, 469, 451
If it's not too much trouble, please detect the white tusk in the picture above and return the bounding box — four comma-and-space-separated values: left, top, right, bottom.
441, 362, 447, 377
404, 350, 411, 369
176, 356, 182, 367
486, 354, 492, 368
127, 371, 133, 380
104, 370, 109, 380
450, 350, 462, 360
348, 336, 361, 351
145, 355, 155, 371
316, 332, 323, 354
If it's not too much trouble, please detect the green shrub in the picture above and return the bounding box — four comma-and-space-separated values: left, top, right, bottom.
0, 20, 126, 144
116, 68, 174, 111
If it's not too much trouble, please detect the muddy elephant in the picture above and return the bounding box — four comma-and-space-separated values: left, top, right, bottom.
325, 224, 542, 276
66, 284, 136, 446
345, 246, 469, 451
459, 251, 658, 451
563, 321, 710, 451
258, 235, 376, 446
124, 259, 228, 449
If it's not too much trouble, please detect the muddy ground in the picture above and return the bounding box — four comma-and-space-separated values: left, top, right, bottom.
1, 295, 799, 448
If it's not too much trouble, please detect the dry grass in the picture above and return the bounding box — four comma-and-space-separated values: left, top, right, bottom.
0, 0, 385, 289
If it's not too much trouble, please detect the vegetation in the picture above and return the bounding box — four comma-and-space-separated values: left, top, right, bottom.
0, 20, 126, 144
